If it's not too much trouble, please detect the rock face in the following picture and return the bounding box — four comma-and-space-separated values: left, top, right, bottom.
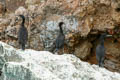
6, 0, 25, 12
74, 40, 92, 60
0, 0, 120, 75
0, 41, 120, 80
0, 0, 119, 52
0, 0, 119, 50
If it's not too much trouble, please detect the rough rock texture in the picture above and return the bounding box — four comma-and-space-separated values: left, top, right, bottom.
87, 37, 120, 73
6, 0, 25, 12
104, 38, 120, 72
0, 41, 120, 80
0, 0, 120, 74
1, 0, 119, 49
74, 40, 92, 60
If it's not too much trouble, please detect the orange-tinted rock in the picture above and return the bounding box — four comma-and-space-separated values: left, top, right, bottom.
105, 39, 120, 60
74, 40, 92, 60
6, 0, 25, 12
87, 38, 120, 73
0, 2, 6, 16
0, 0, 120, 73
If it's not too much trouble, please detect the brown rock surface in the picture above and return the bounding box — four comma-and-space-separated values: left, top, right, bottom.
6, 0, 25, 12
0, 0, 120, 73
74, 40, 92, 60
0, 2, 6, 16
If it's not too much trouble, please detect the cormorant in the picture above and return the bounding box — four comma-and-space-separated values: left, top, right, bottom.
54, 22, 65, 53
115, 7, 120, 12
18, 15, 28, 50
96, 33, 106, 67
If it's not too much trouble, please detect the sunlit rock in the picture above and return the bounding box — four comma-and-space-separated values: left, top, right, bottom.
0, 42, 23, 69
1, 0, 120, 76
0, 41, 120, 80
5, 0, 26, 12
0, 2, 5, 16
15, 6, 27, 16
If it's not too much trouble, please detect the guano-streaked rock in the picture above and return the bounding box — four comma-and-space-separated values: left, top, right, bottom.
0, 41, 120, 80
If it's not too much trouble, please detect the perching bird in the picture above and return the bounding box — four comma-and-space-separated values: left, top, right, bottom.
115, 7, 120, 12
96, 33, 106, 67
18, 15, 28, 50
54, 22, 65, 53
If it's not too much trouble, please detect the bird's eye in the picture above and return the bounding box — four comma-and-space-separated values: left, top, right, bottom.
115, 8, 120, 12
115, 4, 120, 12
15, 17, 19, 21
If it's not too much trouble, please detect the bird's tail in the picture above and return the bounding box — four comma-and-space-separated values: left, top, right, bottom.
99, 59, 104, 67
99, 62, 104, 67
21, 43, 25, 50
53, 48, 59, 54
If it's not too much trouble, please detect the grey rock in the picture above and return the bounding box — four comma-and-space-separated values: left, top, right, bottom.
0, 41, 120, 80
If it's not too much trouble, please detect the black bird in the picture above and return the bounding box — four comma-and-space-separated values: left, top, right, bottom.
18, 15, 28, 50
96, 33, 106, 67
54, 22, 65, 53
115, 7, 120, 12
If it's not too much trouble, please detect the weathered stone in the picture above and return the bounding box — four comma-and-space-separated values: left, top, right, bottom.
105, 39, 120, 59
87, 38, 120, 73
0, 2, 6, 16
1, 0, 120, 74
0, 42, 23, 70
29, 34, 44, 51
25, 0, 42, 5
0, 0, 118, 49
0, 41, 120, 80
15, 6, 27, 16
74, 41, 92, 60
6, 0, 25, 12
0, 19, 10, 33
100, 0, 111, 5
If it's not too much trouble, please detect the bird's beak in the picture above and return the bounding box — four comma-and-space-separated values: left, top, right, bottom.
15, 17, 19, 22
106, 35, 112, 37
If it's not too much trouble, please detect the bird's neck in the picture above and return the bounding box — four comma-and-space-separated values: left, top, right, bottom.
59, 26, 63, 34
100, 39, 104, 46
21, 19, 25, 26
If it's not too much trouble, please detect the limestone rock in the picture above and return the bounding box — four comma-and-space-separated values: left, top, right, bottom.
0, 41, 120, 80
0, 18, 10, 33
25, 0, 42, 5
0, 2, 5, 16
0, 0, 119, 50
1, 0, 120, 74
0, 42, 23, 69
15, 6, 27, 16
5, 0, 25, 12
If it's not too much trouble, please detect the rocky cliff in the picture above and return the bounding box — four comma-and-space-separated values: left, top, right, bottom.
0, 41, 120, 80
0, 0, 120, 73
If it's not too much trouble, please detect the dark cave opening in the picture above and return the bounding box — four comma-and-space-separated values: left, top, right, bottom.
86, 29, 120, 73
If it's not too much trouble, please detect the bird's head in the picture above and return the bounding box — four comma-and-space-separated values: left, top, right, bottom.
59, 22, 64, 27
19, 15, 25, 20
